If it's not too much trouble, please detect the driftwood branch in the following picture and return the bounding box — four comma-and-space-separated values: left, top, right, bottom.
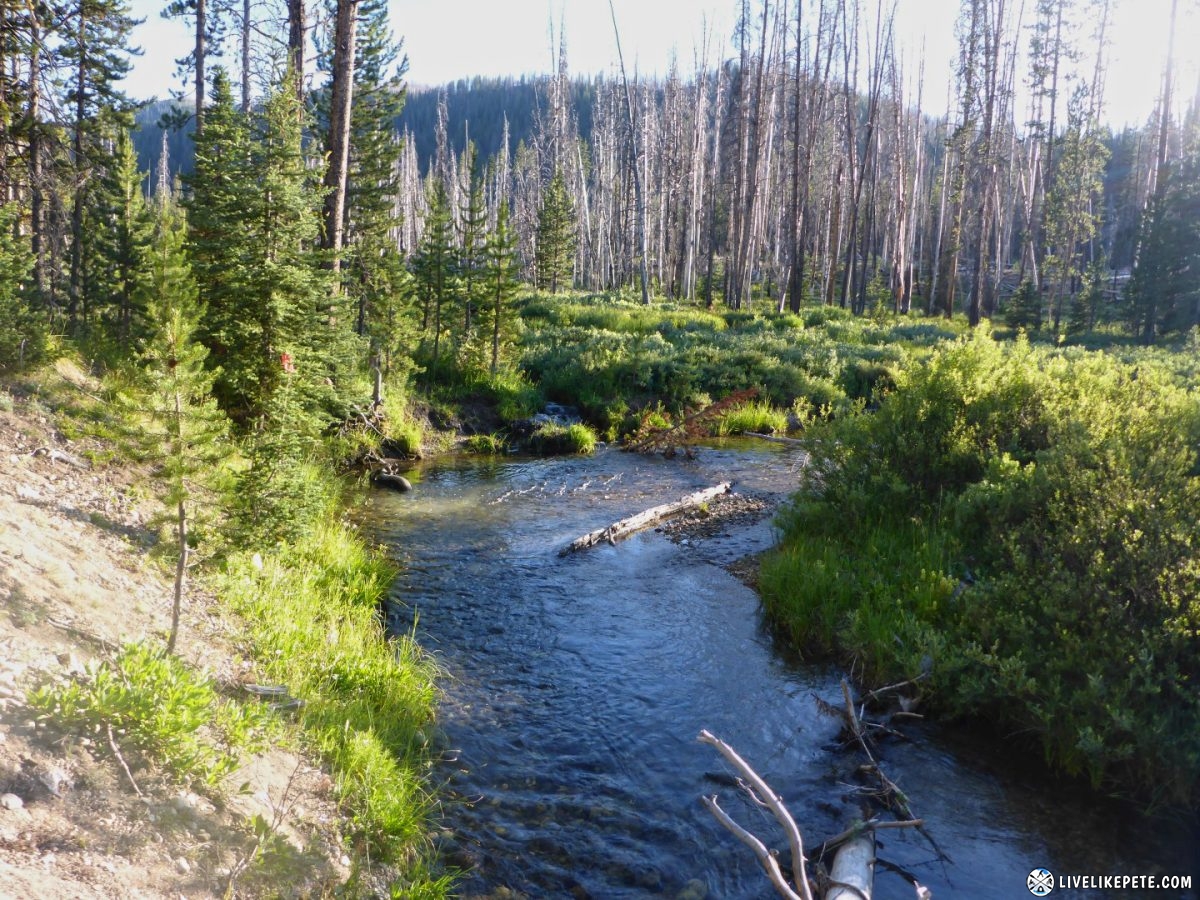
29, 446, 91, 469
818, 818, 924, 857
834, 680, 949, 865
702, 795, 806, 900
560, 483, 730, 555
698, 729, 814, 900
826, 833, 875, 900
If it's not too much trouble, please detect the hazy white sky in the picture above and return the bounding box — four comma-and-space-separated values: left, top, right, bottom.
124, 0, 1198, 128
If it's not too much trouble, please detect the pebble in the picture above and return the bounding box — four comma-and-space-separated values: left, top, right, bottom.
339, 854, 351, 867
0, 793, 23, 811
174, 856, 190, 874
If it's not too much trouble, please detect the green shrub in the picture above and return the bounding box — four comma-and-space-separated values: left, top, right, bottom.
29, 642, 268, 788
761, 330, 1200, 806
527, 421, 597, 455
839, 358, 895, 402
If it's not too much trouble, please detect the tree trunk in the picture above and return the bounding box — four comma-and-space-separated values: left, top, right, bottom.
287, 0, 305, 103
194, 0, 205, 133
27, 0, 45, 304
321, 0, 359, 273
561, 483, 731, 555
167, 499, 188, 654
608, 0, 650, 305
241, 0, 252, 112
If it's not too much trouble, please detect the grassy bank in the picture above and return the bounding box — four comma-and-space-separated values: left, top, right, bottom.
760, 331, 1200, 807
217, 516, 448, 896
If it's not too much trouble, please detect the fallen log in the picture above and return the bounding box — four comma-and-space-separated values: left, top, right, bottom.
559, 482, 730, 555
744, 432, 806, 447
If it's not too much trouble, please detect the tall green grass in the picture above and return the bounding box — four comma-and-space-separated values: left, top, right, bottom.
713, 401, 789, 435
217, 521, 445, 887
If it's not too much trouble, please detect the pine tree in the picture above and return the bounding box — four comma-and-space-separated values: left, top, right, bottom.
61, 0, 140, 330
185, 69, 258, 418
413, 181, 456, 383
187, 69, 348, 424
1005, 279, 1043, 331
535, 168, 575, 294
0, 203, 40, 370
88, 129, 155, 349
1127, 142, 1200, 339
458, 142, 488, 345
118, 195, 229, 653
251, 69, 346, 422
1066, 262, 1103, 337
484, 201, 520, 377
336, 0, 409, 341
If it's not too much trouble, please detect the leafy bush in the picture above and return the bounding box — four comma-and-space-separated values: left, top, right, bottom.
762, 331, 1200, 806
29, 642, 267, 788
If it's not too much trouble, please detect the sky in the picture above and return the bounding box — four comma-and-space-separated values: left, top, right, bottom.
124, 0, 1199, 128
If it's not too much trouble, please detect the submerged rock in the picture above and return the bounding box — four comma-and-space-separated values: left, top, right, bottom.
373, 472, 412, 493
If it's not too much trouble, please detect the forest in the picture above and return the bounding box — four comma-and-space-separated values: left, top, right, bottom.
0, 0, 1197, 895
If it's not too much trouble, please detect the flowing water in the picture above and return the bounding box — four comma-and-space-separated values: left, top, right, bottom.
366, 445, 1198, 899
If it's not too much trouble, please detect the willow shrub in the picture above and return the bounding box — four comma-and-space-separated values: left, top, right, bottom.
761, 331, 1200, 806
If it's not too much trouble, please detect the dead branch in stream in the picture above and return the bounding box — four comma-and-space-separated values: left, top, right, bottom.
559, 483, 730, 555
698, 729, 814, 900
825, 679, 949, 865
700, 680, 947, 899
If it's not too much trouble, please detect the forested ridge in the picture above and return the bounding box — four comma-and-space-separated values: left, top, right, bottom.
0, 0, 1197, 893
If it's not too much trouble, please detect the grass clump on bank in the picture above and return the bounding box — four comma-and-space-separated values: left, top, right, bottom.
462, 432, 506, 454
761, 331, 1200, 807
713, 400, 789, 436
527, 421, 597, 455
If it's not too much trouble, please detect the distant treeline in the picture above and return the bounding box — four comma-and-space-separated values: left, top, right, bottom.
399, 76, 597, 172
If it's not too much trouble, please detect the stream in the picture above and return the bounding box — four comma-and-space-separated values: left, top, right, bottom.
366, 444, 1198, 899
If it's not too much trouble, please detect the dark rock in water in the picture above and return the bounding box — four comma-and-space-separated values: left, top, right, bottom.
374, 472, 412, 492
